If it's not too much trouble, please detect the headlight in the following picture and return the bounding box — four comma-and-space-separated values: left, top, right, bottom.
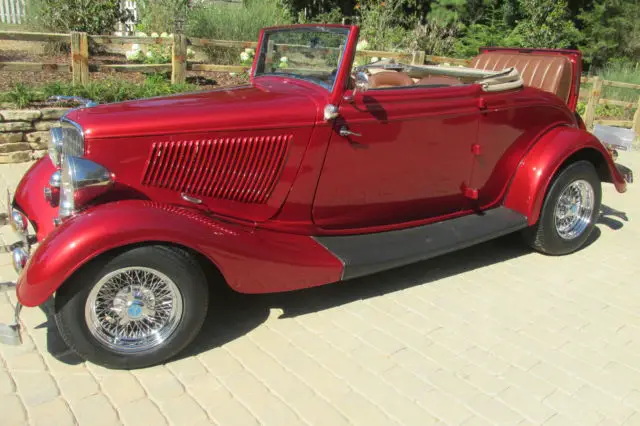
59, 156, 113, 218
49, 119, 84, 168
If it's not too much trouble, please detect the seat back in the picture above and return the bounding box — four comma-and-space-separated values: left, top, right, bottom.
471, 51, 573, 103
368, 71, 414, 89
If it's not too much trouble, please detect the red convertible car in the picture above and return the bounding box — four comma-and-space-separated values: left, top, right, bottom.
0, 24, 632, 368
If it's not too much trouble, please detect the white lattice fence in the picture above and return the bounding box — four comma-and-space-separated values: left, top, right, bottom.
0, 0, 26, 24
116, 0, 138, 34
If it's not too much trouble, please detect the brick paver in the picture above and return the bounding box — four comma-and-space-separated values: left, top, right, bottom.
0, 151, 638, 425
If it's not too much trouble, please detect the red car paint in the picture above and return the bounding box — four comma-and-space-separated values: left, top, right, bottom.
12, 24, 628, 308
13, 158, 57, 241
17, 200, 343, 307
504, 126, 627, 225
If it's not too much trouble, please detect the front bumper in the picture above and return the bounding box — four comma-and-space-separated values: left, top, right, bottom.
0, 190, 35, 346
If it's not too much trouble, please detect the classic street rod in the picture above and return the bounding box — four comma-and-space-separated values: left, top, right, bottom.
0, 24, 632, 369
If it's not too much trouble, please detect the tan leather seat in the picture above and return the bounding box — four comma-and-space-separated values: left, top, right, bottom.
368, 71, 414, 89
471, 51, 573, 103
416, 75, 463, 87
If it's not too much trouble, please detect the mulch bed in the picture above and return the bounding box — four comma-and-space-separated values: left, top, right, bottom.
0, 40, 247, 93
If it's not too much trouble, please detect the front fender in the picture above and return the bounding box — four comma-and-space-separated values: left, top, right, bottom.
17, 200, 343, 307
14, 157, 58, 241
504, 126, 627, 226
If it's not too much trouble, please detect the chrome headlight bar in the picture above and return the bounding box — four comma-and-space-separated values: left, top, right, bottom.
59, 156, 113, 218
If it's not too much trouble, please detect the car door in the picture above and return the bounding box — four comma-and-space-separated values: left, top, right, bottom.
312, 83, 485, 230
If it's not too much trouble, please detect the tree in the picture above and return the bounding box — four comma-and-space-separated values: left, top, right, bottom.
280, 0, 355, 20
509, 0, 581, 48
578, 0, 640, 66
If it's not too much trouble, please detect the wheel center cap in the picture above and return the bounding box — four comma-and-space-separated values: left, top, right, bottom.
127, 300, 144, 320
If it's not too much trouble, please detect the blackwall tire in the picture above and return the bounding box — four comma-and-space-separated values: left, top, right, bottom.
522, 160, 602, 255
54, 245, 208, 369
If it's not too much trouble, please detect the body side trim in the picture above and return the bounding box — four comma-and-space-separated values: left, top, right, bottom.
314, 206, 527, 280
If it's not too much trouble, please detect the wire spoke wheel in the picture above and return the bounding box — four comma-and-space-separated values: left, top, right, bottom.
85, 267, 183, 354
553, 179, 595, 240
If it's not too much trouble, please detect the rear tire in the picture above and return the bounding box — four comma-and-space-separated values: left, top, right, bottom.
522, 160, 601, 255
54, 245, 208, 369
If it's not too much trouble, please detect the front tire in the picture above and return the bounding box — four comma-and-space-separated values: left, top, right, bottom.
522, 160, 602, 255
54, 245, 208, 369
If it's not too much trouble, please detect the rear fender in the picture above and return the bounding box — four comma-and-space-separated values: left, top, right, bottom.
17, 200, 343, 307
503, 126, 627, 225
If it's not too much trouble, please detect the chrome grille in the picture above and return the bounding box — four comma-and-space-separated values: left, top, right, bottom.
60, 119, 84, 158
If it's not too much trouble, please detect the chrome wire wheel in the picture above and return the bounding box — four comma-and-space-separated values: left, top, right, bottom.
554, 179, 595, 240
85, 267, 183, 354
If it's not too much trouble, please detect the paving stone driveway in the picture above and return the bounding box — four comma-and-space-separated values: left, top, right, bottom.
0, 151, 638, 426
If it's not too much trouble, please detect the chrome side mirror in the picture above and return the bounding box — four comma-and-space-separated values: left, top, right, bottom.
344, 71, 370, 102
324, 104, 339, 121
354, 71, 370, 94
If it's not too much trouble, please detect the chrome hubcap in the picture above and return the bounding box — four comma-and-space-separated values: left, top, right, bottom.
554, 179, 595, 240
85, 267, 183, 354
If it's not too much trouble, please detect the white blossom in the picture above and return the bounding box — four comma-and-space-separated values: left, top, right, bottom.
135, 32, 147, 37
280, 56, 288, 63
151, 32, 159, 37
356, 40, 369, 50
125, 49, 140, 60
146, 51, 153, 58
240, 51, 250, 62
160, 32, 169, 38
370, 56, 379, 63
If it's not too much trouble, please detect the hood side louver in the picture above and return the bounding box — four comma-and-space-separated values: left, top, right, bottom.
141, 135, 292, 204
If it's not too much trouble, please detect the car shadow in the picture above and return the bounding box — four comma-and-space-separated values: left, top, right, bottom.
35, 204, 625, 366
598, 203, 629, 231
180, 232, 533, 359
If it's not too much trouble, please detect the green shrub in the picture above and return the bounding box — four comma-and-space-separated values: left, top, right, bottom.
595, 60, 640, 103
136, 0, 190, 34
356, 0, 417, 51
186, 0, 292, 64
0, 74, 197, 108
0, 83, 37, 109
26, 0, 133, 34
410, 20, 458, 57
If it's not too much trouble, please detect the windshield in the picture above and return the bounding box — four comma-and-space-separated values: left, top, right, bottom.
254, 26, 351, 91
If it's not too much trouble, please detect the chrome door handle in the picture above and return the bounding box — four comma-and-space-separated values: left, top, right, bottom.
339, 126, 361, 137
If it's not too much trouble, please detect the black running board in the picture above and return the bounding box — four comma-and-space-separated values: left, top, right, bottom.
314, 207, 528, 280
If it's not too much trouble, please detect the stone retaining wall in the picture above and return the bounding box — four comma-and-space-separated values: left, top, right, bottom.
0, 108, 71, 163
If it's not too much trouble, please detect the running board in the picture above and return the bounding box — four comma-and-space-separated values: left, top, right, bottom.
314, 207, 528, 280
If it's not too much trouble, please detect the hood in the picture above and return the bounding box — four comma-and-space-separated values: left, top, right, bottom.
64, 82, 320, 139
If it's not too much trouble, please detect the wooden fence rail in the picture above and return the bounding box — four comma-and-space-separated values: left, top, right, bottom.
0, 29, 426, 83
1, 30, 638, 138
580, 76, 640, 134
